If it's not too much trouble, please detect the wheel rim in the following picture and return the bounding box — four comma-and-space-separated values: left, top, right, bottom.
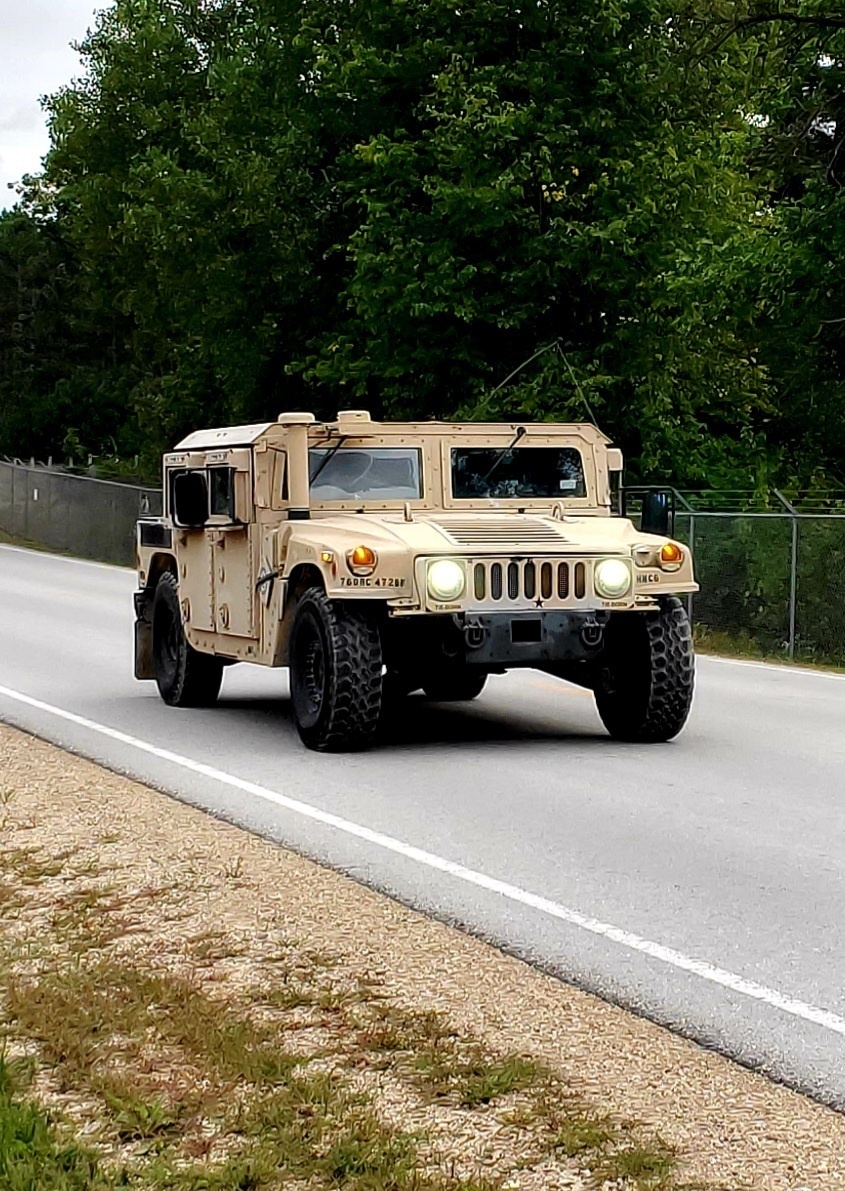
303, 634, 325, 715
295, 616, 328, 720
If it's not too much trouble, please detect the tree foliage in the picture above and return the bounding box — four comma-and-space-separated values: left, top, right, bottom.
0, 207, 130, 462
737, 2, 845, 480
0, 0, 842, 486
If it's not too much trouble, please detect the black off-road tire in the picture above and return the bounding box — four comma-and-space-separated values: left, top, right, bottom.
152, 571, 224, 707
422, 668, 488, 703
289, 587, 383, 752
594, 597, 694, 743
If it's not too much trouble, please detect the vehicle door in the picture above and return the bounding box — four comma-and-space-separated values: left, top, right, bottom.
169, 454, 215, 631
206, 448, 257, 639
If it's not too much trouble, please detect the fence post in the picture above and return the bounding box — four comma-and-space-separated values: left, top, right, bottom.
775, 491, 798, 659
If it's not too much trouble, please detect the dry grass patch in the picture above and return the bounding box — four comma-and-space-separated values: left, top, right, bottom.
0, 829, 701, 1191
358, 1004, 539, 1108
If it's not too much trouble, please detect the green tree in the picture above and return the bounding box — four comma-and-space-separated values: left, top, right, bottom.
7, 0, 796, 483
706, 4, 845, 482
294, 0, 776, 483
0, 207, 131, 462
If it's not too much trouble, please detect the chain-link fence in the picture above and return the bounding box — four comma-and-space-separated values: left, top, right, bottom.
2, 461, 844, 664
0, 459, 162, 567
674, 493, 845, 666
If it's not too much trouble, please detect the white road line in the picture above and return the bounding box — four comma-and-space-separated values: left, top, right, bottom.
2, 681, 845, 1039
702, 654, 845, 682
0, 544, 126, 573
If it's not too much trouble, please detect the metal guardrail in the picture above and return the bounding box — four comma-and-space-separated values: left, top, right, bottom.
0, 459, 162, 567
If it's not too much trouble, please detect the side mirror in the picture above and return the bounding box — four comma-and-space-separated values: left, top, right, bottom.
641, 490, 672, 536
172, 471, 209, 528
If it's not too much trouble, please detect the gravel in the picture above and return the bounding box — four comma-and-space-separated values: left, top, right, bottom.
2, 721, 844, 1189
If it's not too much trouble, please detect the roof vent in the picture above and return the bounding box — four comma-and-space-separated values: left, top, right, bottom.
277, 411, 316, 425
337, 409, 371, 424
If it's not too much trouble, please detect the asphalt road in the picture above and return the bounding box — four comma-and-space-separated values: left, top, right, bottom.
2, 544, 845, 1106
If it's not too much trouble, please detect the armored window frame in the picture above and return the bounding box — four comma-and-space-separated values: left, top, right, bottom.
308, 445, 425, 506
169, 469, 209, 528
439, 437, 599, 511
450, 446, 587, 501
209, 466, 236, 520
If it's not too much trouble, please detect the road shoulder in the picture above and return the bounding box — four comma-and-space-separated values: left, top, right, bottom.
1, 722, 844, 1189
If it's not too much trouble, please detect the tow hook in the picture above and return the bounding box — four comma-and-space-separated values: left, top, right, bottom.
463, 619, 487, 651
581, 619, 604, 648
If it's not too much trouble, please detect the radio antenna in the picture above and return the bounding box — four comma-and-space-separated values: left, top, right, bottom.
491, 338, 562, 394
490, 337, 599, 425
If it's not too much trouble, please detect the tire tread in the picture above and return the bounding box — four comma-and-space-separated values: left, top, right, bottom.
292, 588, 383, 751
595, 597, 694, 743
153, 571, 224, 708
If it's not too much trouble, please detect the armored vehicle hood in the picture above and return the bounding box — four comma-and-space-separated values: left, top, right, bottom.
294, 510, 664, 554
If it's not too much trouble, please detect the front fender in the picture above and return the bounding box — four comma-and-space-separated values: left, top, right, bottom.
282, 532, 417, 602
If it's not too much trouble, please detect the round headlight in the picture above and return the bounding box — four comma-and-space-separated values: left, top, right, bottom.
594, 558, 632, 599
427, 559, 466, 602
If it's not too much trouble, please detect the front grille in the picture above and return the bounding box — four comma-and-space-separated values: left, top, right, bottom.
469, 558, 589, 606
433, 518, 567, 548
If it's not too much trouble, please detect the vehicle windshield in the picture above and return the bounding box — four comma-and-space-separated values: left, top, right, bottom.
451, 447, 586, 499
309, 447, 423, 500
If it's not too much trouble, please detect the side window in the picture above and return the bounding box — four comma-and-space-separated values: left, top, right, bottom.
170, 470, 209, 528
209, 467, 236, 519
271, 451, 288, 509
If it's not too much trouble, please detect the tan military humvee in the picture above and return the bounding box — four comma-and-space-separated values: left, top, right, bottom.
134, 410, 697, 751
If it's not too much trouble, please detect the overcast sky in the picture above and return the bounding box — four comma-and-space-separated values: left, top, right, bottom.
0, 0, 106, 205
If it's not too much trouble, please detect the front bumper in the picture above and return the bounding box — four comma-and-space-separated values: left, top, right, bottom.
455, 610, 609, 666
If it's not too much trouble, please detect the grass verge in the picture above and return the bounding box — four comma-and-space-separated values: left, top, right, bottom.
0, 837, 718, 1191
0, 1053, 115, 1191
693, 627, 845, 674
0, 526, 62, 553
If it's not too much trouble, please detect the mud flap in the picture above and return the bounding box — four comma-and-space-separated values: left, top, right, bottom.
134, 590, 155, 680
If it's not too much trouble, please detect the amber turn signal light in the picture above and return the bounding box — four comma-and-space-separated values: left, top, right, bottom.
659, 543, 683, 565
347, 545, 377, 574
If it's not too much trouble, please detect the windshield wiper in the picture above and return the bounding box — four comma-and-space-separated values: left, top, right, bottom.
481, 426, 526, 484
310, 435, 348, 485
